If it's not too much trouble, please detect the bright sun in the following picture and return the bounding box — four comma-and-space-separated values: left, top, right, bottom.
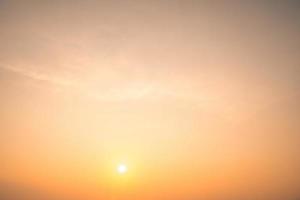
117, 164, 128, 174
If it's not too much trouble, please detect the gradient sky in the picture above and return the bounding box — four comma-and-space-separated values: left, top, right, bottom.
0, 1, 300, 200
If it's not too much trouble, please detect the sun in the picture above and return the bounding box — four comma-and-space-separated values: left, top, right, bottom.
117, 164, 128, 174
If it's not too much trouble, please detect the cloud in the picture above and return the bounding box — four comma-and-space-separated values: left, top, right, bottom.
0, 64, 184, 102
0, 64, 74, 87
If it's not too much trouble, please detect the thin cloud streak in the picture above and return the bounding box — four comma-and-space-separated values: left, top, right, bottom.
0, 63, 208, 103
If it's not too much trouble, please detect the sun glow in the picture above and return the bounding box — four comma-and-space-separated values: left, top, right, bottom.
117, 164, 128, 174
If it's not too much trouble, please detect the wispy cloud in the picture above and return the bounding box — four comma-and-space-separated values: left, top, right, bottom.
0, 64, 75, 87
0, 63, 191, 102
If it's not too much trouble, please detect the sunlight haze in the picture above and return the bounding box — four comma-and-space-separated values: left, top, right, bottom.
0, 1, 300, 200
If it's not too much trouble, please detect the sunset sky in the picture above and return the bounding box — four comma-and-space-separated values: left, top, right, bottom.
0, 1, 300, 200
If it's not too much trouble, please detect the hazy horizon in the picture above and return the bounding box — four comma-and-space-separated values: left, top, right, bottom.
1, 0, 300, 199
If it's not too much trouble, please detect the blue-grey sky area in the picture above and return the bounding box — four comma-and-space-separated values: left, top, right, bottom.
0, 1, 300, 200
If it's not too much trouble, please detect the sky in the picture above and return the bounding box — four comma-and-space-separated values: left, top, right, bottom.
0, 0, 300, 200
